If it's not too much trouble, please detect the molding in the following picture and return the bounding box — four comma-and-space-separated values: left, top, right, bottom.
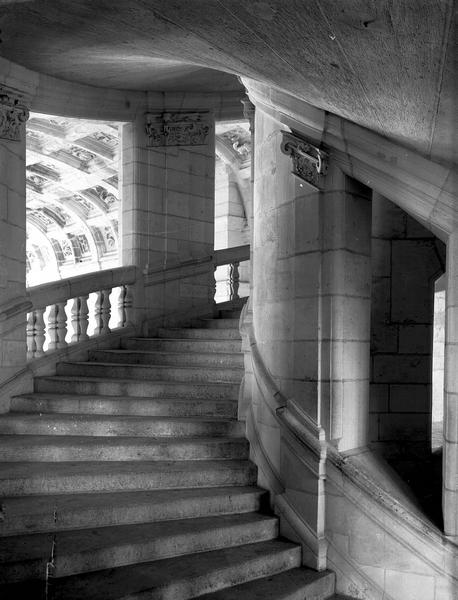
145, 112, 211, 147
280, 130, 328, 189
326, 536, 396, 600
275, 492, 328, 571
0, 86, 29, 141
246, 404, 284, 496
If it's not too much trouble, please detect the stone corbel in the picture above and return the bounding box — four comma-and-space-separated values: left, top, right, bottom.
280, 131, 328, 189
145, 112, 211, 147
0, 87, 29, 142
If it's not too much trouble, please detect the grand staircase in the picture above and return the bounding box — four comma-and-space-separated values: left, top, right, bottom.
0, 304, 344, 599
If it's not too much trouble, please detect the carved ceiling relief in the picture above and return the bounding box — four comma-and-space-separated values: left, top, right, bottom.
25, 113, 121, 284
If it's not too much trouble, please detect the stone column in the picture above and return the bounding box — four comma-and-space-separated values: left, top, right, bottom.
121, 109, 215, 331
443, 229, 458, 540
0, 88, 29, 411
250, 108, 372, 568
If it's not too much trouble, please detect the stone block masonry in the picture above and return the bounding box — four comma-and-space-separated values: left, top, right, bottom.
369, 194, 446, 459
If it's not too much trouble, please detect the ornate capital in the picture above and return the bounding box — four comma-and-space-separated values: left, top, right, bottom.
0, 88, 29, 142
241, 95, 255, 133
145, 112, 211, 147
280, 131, 328, 189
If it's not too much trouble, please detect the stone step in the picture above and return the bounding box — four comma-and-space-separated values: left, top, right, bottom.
88, 348, 244, 368
197, 567, 335, 599
157, 327, 241, 340
56, 361, 244, 384
0, 459, 257, 496
122, 337, 242, 353
0, 487, 267, 536
11, 393, 238, 418
0, 413, 245, 437
0, 435, 249, 462
35, 376, 239, 400
0, 513, 278, 583
36, 539, 302, 600
218, 309, 243, 319
195, 318, 240, 329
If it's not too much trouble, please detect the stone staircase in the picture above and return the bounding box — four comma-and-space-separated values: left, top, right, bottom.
0, 305, 341, 599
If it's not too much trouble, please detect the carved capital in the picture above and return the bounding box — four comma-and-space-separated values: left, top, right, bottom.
241, 95, 255, 133
145, 112, 211, 147
280, 131, 328, 189
0, 88, 29, 142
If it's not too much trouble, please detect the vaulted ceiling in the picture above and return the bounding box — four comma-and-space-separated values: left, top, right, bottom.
0, 1, 456, 166
25, 113, 121, 285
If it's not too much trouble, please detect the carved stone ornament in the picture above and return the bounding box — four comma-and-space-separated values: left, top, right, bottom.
0, 89, 29, 142
280, 131, 328, 189
145, 112, 211, 147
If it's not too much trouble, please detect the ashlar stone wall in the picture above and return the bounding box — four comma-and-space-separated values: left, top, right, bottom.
370, 194, 446, 459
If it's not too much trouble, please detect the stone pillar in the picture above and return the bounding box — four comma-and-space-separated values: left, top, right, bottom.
320, 165, 372, 451
121, 109, 215, 331
0, 89, 29, 411
443, 229, 458, 540
251, 109, 372, 568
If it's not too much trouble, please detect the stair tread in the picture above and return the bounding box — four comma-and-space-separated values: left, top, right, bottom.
197, 567, 335, 599
0, 485, 265, 517
0, 434, 247, 445
0, 459, 254, 479
1, 413, 238, 423
0, 512, 277, 563
0, 486, 266, 536
36, 375, 239, 387
14, 392, 238, 403
37, 539, 302, 600
92, 349, 242, 357
62, 360, 244, 370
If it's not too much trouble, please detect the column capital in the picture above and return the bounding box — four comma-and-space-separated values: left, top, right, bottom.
280, 130, 328, 189
145, 111, 212, 147
0, 86, 29, 142
241, 95, 255, 133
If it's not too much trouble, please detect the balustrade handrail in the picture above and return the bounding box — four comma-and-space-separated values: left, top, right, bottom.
213, 244, 250, 267
240, 304, 456, 560
27, 265, 137, 311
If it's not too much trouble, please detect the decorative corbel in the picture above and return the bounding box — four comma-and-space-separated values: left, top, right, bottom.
280, 131, 328, 189
0, 87, 29, 142
145, 112, 211, 147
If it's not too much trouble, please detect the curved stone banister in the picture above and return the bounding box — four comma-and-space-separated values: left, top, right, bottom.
213, 244, 250, 267
28, 265, 136, 310
239, 303, 458, 585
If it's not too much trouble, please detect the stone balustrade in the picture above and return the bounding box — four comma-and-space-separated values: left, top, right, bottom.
25, 266, 136, 360
213, 244, 250, 303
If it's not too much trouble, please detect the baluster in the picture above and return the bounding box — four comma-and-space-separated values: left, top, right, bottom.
229, 261, 240, 301
71, 295, 89, 342
33, 308, 46, 357
56, 301, 68, 348
118, 285, 134, 327
26, 311, 36, 360
94, 289, 111, 335
47, 304, 59, 351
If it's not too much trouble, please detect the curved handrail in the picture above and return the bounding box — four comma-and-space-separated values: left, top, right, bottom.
240, 304, 458, 577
